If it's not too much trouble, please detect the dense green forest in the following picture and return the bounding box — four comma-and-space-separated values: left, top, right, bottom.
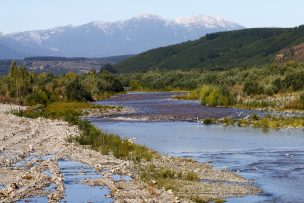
115, 26, 304, 73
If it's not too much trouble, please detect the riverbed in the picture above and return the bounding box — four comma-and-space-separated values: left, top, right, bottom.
94, 92, 304, 203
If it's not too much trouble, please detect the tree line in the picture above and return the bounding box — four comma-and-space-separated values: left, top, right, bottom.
1, 61, 304, 108
0, 62, 123, 105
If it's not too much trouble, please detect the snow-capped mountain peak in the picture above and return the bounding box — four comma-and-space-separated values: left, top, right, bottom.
175, 15, 239, 29
0, 14, 244, 59
133, 13, 163, 20
89, 21, 110, 30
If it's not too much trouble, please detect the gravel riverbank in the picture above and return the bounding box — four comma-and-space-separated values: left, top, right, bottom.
0, 104, 259, 202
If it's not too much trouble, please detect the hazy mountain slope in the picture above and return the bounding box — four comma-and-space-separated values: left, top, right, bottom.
0, 43, 26, 59
115, 26, 304, 73
0, 14, 243, 59
0, 37, 55, 59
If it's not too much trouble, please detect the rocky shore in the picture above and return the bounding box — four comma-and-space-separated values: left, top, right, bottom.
0, 104, 259, 202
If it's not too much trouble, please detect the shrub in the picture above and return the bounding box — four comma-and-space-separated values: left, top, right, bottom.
203, 118, 213, 125
281, 71, 304, 91
130, 80, 143, 90
66, 78, 93, 102
100, 64, 117, 74
243, 81, 264, 95
24, 91, 50, 106
199, 85, 235, 107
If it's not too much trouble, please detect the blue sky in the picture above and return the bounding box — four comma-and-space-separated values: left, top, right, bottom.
0, 0, 303, 34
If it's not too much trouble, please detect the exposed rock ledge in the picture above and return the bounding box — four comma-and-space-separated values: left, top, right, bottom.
0, 104, 259, 202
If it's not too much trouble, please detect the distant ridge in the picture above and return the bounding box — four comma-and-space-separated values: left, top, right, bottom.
115, 26, 304, 73
0, 55, 133, 75
0, 14, 243, 59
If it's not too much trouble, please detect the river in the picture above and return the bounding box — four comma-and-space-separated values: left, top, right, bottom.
94, 92, 304, 203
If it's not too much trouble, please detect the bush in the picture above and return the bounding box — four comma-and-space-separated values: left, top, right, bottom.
281, 71, 304, 91
243, 81, 264, 95
66, 78, 93, 102
130, 80, 143, 90
24, 91, 50, 106
199, 85, 235, 107
203, 118, 213, 125
100, 64, 117, 74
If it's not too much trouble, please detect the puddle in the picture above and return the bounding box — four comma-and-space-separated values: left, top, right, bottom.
13, 154, 55, 168
42, 169, 52, 177
45, 183, 56, 193
112, 174, 132, 182
41, 154, 56, 161
17, 159, 112, 203
58, 159, 112, 203
58, 159, 103, 182
61, 184, 111, 203
13, 155, 37, 167
16, 196, 48, 203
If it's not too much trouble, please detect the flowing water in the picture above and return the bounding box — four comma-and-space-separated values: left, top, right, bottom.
93, 92, 304, 203
98, 92, 251, 121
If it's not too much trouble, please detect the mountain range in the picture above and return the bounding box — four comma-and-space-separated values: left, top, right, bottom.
0, 14, 243, 59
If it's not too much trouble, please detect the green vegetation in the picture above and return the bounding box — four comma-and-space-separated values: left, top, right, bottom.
203, 118, 213, 125
115, 26, 304, 73
120, 62, 304, 111
139, 164, 202, 200
140, 164, 200, 186
190, 197, 226, 203
0, 61, 123, 105
284, 94, 304, 110
139, 163, 228, 203
175, 85, 235, 107
198, 86, 235, 107
203, 114, 304, 129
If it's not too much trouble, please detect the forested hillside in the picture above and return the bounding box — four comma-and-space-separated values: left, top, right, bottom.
115, 26, 304, 73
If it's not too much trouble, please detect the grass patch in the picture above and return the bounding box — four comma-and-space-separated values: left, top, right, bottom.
239, 100, 277, 109
139, 164, 229, 203
13, 102, 153, 161
140, 164, 200, 191
211, 114, 304, 129
173, 91, 200, 100
284, 94, 304, 110
190, 196, 226, 203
